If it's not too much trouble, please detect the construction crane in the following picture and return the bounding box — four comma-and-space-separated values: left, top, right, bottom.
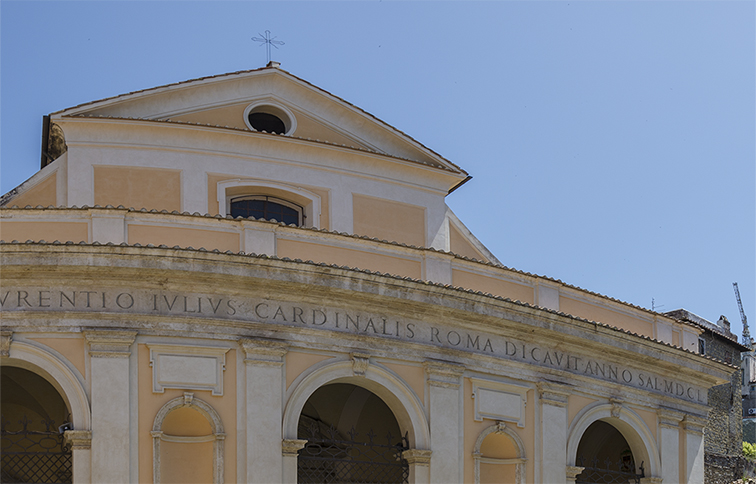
734, 282, 751, 346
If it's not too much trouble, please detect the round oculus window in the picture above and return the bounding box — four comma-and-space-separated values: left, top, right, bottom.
247, 112, 287, 135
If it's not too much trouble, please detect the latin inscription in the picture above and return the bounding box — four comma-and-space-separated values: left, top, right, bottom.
1, 288, 706, 402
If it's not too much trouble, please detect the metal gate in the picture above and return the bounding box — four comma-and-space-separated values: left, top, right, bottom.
1, 416, 72, 484
575, 456, 644, 484
298, 421, 409, 484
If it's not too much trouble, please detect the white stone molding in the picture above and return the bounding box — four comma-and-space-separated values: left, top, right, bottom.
64, 430, 92, 449
83, 329, 137, 358
282, 358, 430, 449
147, 344, 230, 395
566, 402, 661, 479
152, 392, 226, 484
657, 407, 684, 429
350, 352, 370, 376
566, 465, 585, 483
472, 422, 527, 484
281, 438, 307, 456
639, 478, 663, 484
609, 398, 623, 419
1, 331, 12, 357
683, 413, 706, 435
217, 178, 321, 228
537, 381, 571, 484
239, 337, 288, 365
470, 378, 529, 428
423, 360, 464, 389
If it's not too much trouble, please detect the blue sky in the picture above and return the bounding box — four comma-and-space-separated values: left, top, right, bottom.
2, 1, 754, 339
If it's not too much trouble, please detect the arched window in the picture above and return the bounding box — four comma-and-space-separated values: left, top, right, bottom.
230, 196, 303, 226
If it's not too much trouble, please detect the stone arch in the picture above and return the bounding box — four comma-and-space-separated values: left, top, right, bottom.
2, 340, 90, 431
282, 357, 429, 450
566, 401, 660, 478
473, 422, 527, 484
151, 393, 226, 484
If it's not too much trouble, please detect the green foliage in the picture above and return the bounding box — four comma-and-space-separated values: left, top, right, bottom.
743, 441, 756, 460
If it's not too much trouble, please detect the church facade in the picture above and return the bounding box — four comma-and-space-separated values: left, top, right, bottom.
0, 64, 735, 484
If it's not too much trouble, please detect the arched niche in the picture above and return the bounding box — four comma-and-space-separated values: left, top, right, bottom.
151, 393, 225, 484
566, 402, 660, 479
473, 422, 527, 484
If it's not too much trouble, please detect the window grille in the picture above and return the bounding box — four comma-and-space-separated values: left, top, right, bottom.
1, 415, 72, 484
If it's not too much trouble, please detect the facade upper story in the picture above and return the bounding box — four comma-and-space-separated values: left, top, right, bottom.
0, 64, 709, 356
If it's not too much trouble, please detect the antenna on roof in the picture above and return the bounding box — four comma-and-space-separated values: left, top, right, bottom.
652, 298, 664, 312
252, 30, 284, 65
734, 282, 751, 346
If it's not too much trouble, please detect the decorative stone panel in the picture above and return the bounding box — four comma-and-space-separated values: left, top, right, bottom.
148, 344, 229, 395
470, 378, 529, 428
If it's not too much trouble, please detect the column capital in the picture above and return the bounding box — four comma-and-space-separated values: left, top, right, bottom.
683, 414, 707, 435
424, 360, 464, 388
281, 438, 307, 456
658, 407, 684, 429
83, 329, 136, 358
64, 430, 92, 450
402, 449, 432, 466
0, 331, 12, 357
239, 338, 288, 366
537, 380, 571, 407
566, 465, 585, 482
640, 477, 663, 484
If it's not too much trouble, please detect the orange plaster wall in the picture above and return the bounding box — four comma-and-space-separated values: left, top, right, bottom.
352, 195, 425, 247
452, 269, 535, 305
277, 239, 422, 279
380, 362, 424, 404
286, 351, 332, 390
449, 224, 488, 262
463, 378, 535, 483
0, 221, 88, 243
568, 395, 598, 427
207, 174, 233, 215
559, 296, 654, 337
9, 174, 57, 208
633, 406, 657, 438
138, 345, 236, 484
128, 225, 240, 252
28, 337, 86, 381
94, 166, 181, 211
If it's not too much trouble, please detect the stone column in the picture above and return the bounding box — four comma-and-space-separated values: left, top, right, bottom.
84, 330, 137, 484
65, 430, 92, 484
281, 439, 307, 484
240, 338, 289, 484
565, 465, 584, 483
424, 361, 464, 484
537, 381, 571, 484
403, 449, 432, 484
683, 414, 706, 484
658, 408, 683, 484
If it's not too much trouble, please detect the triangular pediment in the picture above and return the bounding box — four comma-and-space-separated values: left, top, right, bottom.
54, 67, 466, 175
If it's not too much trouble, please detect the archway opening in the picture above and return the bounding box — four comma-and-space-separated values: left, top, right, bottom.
1, 366, 72, 483
575, 420, 643, 484
297, 383, 409, 484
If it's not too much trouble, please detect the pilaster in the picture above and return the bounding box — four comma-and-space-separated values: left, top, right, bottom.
84, 330, 136, 484
683, 414, 706, 484
658, 407, 683, 484
565, 465, 584, 483
424, 361, 464, 483
537, 381, 571, 484
240, 338, 288, 484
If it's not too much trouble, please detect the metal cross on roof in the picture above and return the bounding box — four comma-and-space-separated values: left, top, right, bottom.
252, 30, 284, 64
